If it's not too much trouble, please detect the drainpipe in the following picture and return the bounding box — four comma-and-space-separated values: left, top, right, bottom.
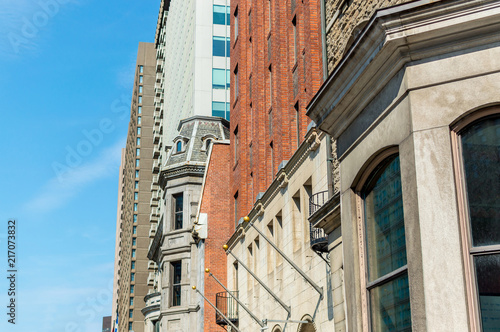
320, 0, 334, 199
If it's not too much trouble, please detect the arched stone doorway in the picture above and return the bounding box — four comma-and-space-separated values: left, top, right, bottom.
297, 315, 316, 332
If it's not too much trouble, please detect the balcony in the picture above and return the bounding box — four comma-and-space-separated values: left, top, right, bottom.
150, 197, 158, 207
310, 223, 328, 253
215, 291, 239, 327
147, 272, 155, 286
308, 191, 341, 250
152, 160, 160, 174
309, 190, 328, 217
309, 191, 329, 253
149, 224, 157, 237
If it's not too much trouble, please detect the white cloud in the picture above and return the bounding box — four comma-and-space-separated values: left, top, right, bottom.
25, 138, 125, 214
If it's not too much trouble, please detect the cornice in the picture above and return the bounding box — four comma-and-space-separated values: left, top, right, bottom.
141, 303, 160, 316
226, 128, 326, 249
159, 164, 206, 188
307, 0, 500, 141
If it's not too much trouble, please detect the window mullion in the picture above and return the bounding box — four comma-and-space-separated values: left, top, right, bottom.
366, 264, 408, 290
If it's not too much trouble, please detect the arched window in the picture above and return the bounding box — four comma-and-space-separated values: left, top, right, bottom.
457, 114, 500, 330
361, 153, 411, 331
176, 140, 182, 153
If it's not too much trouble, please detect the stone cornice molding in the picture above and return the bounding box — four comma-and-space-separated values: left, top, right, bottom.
307, 0, 500, 141
226, 128, 326, 249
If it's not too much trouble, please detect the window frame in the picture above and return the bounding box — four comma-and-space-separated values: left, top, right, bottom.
173, 192, 184, 230
354, 146, 411, 331
451, 107, 500, 331
171, 261, 182, 307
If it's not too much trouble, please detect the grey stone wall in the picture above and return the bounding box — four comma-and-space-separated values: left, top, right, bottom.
325, 0, 411, 73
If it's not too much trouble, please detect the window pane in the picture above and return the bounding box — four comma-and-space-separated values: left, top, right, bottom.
461, 116, 500, 247
370, 273, 411, 332
213, 69, 226, 89
174, 193, 183, 230
226, 70, 230, 89
364, 155, 407, 281
212, 102, 226, 118
226, 37, 231, 56
213, 5, 226, 25
474, 254, 500, 331
172, 261, 182, 306
213, 36, 225, 57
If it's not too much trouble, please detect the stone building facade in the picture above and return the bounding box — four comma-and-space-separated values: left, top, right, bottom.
145, 116, 231, 332
224, 128, 341, 331
308, 0, 500, 330
323, 0, 415, 73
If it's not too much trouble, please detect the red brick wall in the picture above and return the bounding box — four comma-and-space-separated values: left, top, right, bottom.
200, 144, 232, 332
230, 0, 324, 224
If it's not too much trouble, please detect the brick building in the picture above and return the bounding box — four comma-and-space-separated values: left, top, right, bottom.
229, 0, 325, 226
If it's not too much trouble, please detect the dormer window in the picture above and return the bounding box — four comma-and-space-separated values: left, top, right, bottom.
173, 136, 189, 154
201, 135, 217, 153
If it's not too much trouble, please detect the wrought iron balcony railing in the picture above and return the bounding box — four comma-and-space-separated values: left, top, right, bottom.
215, 291, 239, 327
309, 190, 328, 217
309, 191, 329, 253
310, 223, 328, 253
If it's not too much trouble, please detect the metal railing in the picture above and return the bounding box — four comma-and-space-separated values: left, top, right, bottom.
310, 223, 328, 253
309, 190, 328, 217
215, 291, 239, 326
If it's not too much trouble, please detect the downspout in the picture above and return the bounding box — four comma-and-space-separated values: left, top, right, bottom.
320, 0, 334, 198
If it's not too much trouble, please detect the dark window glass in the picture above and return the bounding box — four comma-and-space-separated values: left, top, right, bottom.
176, 141, 182, 152
370, 273, 411, 331
364, 155, 407, 280
460, 115, 500, 330
172, 261, 182, 306
213, 36, 226, 57
474, 254, 500, 331
213, 5, 226, 25
174, 193, 183, 230
212, 102, 226, 118
364, 155, 411, 331
226, 37, 231, 56
461, 116, 500, 247
213, 69, 226, 89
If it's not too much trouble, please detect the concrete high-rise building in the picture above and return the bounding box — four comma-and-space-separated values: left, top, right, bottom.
154, 0, 232, 148
113, 42, 156, 332
112, 148, 125, 331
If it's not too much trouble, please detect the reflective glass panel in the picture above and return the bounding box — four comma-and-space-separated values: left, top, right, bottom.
461, 116, 500, 247
364, 155, 407, 281
474, 254, 500, 331
370, 273, 411, 332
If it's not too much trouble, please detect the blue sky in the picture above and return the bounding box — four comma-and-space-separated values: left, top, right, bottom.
0, 0, 158, 331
